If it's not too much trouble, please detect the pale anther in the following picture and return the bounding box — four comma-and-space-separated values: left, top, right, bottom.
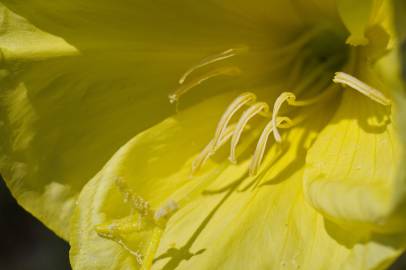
211, 92, 257, 150
168, 66, 241, 104
179, 46, 248, 84
333, 72, 391, 106
154, 200, 178, 223
249, 117, 292, 176
270, 89, 330, 143
229, 102, 269, 163
271, 92, 296, 143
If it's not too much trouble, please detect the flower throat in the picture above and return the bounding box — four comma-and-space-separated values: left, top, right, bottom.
168, 26, 391, 177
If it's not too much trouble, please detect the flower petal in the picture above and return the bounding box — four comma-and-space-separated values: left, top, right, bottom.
69, 92, 242, 269
0, 4, 78, 62
0, 4, 231, 240
3, 0, 273, 52
3, 0, 348, 52
0, 0, 343, 240
304, 63, 406, 233
70, 92, 405, 270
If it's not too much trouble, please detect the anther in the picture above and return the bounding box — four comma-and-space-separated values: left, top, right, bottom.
270, 88, 333, 143
154, 200, 179, 224
271, 92, 296, 143
333, 72, 391, 106
179, 46, 248, 84
229, 102, 269, 163
249, 117, 292, 176
168, 66, 241, 104
212, 92, 257, 150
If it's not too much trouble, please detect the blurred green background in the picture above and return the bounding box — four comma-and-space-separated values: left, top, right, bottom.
1, 176, 406, 270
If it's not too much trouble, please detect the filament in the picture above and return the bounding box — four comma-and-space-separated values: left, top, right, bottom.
168, 66, 241, 104
191, 124, 237, 175
179, 46, 248, 84
229, 102, 269, 163
211, 92, 257, 150
249, 117, 292, 176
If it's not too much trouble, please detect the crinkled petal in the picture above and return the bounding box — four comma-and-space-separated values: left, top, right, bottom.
304, 3, 406, 232
304, 90, 406, 231
304, 37, 406, 232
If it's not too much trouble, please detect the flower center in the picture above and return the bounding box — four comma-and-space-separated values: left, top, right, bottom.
168, 26, 391, 176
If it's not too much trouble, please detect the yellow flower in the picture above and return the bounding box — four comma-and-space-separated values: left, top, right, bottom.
1, 1, 406, 270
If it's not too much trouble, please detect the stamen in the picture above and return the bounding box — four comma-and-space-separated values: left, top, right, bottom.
249, 117, 292, 176
179, 46, 248, 84
168, 66, 241, 104
212, 92, 257, 150
270, 88, 336, 143
333, 72, 391, 106
229, 102, 269, 163
191, 124, 236, 175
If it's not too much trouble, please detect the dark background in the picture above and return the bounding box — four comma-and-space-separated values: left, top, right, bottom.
0, 178, 70, 270
0, 177, 405, 270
